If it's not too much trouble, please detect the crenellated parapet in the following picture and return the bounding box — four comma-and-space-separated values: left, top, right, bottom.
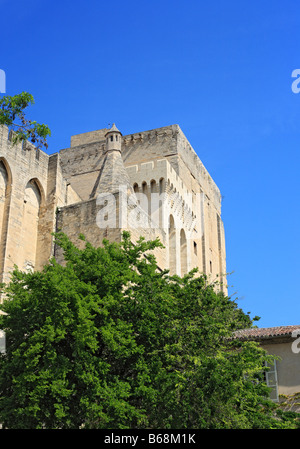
0, 121, 226, 291
126, 158, 199, 236
0, 125, 67, 285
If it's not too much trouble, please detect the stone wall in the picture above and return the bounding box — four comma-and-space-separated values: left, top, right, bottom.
0, 126, 54, 283
0, 122, 227, 292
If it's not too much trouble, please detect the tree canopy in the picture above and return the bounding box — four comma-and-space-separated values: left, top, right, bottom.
0, 232, 299, 429
0, 92, 51, 149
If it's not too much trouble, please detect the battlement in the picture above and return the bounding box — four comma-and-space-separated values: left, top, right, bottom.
70, 128, 109, 147
0, 125, 49, 187
67, 124, 221, 211
0, 122, 226, 289
0, 125, 49, 165
126, 158, 190, 200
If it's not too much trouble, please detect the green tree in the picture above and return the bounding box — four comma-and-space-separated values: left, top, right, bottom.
0, 92, 51, 149
0, 232, 298, 429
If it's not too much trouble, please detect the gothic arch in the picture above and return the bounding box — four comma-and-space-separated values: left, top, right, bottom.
0, 158, 12, 279
169, 214, 176, 275
150, 180, 157, 222
180, 228, 187, 277
141, 181, 150, 216
158, 178, 166, 228
159, 177, 165, 194
150, 179, 157, 192
22, 178, 45, 271
27, 177, 46, 207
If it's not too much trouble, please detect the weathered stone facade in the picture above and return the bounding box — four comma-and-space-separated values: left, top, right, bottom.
0, 123, 226, 292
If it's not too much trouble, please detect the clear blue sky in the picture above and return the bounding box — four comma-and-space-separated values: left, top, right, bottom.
1, 0, 299, 328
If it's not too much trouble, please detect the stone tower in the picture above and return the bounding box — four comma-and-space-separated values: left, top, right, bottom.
0, 123, 226, 291
105, 123, 122, 153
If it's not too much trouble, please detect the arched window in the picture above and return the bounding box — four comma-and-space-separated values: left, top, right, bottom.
169, 215, 176, 275
180, 229, 187, 276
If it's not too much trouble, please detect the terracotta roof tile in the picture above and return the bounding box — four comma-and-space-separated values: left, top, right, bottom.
234, 325, 300, 341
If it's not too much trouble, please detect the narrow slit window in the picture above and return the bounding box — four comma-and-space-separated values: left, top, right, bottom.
194, 241, 197, 255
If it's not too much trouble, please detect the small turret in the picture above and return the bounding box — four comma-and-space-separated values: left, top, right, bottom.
91, 123, 133, 197
105, 123, 122, 153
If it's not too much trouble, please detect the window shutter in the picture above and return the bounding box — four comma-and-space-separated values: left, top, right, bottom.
265, 359, 279, 402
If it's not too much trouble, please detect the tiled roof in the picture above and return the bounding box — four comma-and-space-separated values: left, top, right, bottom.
234, 325, 300, 341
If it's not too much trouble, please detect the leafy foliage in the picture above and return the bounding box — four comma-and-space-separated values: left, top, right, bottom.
0, 232, 299, 429
0, 92, 51, 149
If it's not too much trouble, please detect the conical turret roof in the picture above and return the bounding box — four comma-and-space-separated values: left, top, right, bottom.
105, 123, 122, 136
